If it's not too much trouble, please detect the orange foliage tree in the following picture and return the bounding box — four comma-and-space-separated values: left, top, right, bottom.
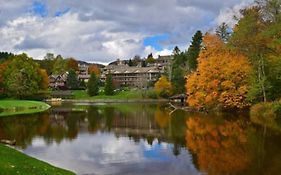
154, 76, 172, 98
0, 62, 8, 91
186, 34, 252, 109
186, 115, 251, 175
66, 58, 79, 71
88, 64, 101, 76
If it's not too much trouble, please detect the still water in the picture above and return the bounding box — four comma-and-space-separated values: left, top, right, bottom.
1, 102, 281, 175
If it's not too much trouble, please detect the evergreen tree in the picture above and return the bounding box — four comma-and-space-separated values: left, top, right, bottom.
87, 73, 99, 96
216, 22, 231, 42
171, 46, 188, 94
79, 79, 86, 89
66, 69, 79, 90
128, 59, 133, 66
141, 60, 147, 67
187, 30, 203, 71
104, 74, 114, 95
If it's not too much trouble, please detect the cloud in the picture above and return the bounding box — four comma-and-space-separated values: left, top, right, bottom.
0, 0, 254, 64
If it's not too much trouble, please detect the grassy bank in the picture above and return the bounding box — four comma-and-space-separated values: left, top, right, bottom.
72, 90, 149, 100
0, 144, 75, 175
0, 100, 50, 117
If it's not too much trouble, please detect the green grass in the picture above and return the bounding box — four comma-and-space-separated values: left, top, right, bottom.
0, 100, 50, 117
72, 90, 145, 100
0, 144, 75, 175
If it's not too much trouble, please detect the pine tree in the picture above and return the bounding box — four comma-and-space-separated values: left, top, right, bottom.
187, 30, 203, 71
216, 22, 231, 42
66, 69, 79, 90
104, 74, 114, 95
87, 73, 99, 96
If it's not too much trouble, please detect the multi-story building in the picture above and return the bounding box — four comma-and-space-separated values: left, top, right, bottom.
101, 64, 162, 88
78, 64, 90, 82
101, 55, 173, 88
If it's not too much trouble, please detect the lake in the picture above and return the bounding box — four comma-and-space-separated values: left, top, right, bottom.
1, 102, 281, 175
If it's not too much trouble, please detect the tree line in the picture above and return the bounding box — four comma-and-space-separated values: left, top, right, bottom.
155, 0, 281, 110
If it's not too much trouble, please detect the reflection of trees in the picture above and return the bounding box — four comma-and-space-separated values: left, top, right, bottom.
154, 106, 187, 156
0, 113, 48, 148
186, 116, 251, 175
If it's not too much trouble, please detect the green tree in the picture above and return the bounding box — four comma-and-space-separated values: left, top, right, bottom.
3, 54, 42, 99
128, 59, 133, 66
0, 52, 14, 63
52, 55, 66, 75
146, 53, 155, 64
229, 0, 281, 102
38, 53, 56, 75
66, 69, 79, 90
87, 73, 99, 96
171, 47, 187, 94
216, 22, 231, 42
104, 74, 114, 95
187, 30, 203, 71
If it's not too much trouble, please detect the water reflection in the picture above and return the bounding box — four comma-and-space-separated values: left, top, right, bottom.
1, 103, 281, 175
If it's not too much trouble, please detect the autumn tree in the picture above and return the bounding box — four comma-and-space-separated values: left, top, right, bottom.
88, 64, 101, 76
0, 61, 9, 96
186, 34, 252, 110
104, 74, 114, 95
66, 58, 79, 71
87, 73, 99, 96
38, 68, 49, 90
154, 76, 172, 98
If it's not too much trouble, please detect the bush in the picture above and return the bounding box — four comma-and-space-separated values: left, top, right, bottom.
250, 101, 281, 131
146, 90, 158, 99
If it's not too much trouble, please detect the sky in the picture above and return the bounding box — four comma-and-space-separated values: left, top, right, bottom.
0, 0, 253, 64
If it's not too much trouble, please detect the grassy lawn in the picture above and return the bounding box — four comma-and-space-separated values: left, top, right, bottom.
0, 144, 75, 175
0, 100, 50, 117
72, 90, 145, 100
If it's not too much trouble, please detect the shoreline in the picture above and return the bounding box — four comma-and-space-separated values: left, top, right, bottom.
61, 98, 169, 103
0, 100, 51, 117
0, 144, 75, 175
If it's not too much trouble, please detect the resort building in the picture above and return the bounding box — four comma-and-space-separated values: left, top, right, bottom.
78, 64, 90, 82
101, 65, 163, 88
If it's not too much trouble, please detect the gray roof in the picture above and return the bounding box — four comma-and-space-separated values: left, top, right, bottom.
105, 65, 161, 74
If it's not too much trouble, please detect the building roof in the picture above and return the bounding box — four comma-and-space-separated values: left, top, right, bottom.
105, 65, 162, 74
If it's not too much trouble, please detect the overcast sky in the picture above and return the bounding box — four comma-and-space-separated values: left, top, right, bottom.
0, 0, 253, 64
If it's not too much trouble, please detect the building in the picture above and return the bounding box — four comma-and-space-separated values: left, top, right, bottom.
49, 73, 68, 90
101, 64, 163, 88
78, 64, 90, 82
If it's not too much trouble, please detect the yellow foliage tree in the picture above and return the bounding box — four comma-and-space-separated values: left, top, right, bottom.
154, 76, 172, 98
186, 34, 252, 109
38, 68, 49, 90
